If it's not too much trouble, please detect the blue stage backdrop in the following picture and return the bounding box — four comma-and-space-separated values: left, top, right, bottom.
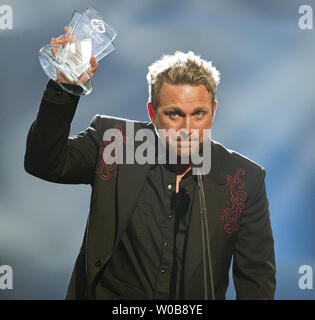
0, 0, 314, 299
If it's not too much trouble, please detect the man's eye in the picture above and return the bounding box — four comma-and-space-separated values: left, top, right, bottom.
194, 111, 205, 118
167, 112, 179, 118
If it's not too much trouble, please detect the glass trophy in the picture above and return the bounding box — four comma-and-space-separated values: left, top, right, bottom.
38, 7, 117, 95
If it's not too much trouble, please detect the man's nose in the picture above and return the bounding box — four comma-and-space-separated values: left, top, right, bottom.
179, 117, 192, 138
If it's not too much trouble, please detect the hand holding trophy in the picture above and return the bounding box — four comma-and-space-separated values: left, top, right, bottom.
50, 26, 100, 86
39, 7, 117, 95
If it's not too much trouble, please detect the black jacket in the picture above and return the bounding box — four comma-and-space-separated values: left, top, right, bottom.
24, 81, 276, 299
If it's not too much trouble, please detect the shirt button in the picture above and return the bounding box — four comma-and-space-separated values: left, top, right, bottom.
57, 90, 62, 96
167, 184, 172, 190
164, 241, 169, 247
168, 214, 174, 220
95, 260, 102, 267
161, 269, 166, 274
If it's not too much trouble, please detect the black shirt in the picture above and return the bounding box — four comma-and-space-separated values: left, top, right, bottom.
95, 163, 197, 299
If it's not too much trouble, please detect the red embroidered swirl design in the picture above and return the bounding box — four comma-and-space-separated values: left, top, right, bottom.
95, 124, 127, 180
220, 168, 247, 233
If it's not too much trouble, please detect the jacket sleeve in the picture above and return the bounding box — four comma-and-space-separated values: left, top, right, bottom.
24, 80, 101, 185
232, 168, 276, 299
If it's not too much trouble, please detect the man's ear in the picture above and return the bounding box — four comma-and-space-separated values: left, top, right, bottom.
147, 102, 155, 123
212, 100, 218, 119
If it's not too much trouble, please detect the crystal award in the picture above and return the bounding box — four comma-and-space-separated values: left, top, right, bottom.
39, 7, 117, 95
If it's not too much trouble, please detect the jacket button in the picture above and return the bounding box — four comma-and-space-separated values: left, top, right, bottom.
95, 260, 102, 267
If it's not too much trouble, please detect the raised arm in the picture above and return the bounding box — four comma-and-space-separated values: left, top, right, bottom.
24, 80, 102, 185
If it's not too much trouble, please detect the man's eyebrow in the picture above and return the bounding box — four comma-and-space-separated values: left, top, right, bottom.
192, 106, 209, 111
165, 105, 209, 111
165, 106, 209, 114
164, 106, 185, 114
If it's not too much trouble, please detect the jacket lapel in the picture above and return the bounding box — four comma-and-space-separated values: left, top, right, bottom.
114, 122, 157, 249
114, 161, 153, 248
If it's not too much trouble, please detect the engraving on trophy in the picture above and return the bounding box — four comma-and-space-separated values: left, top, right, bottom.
91, 19, 106, 33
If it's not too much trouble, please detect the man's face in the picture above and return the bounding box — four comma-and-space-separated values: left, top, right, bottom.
150, 82, 217, 161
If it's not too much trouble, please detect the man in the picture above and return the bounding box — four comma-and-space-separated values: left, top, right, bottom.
24, 31, 276, 300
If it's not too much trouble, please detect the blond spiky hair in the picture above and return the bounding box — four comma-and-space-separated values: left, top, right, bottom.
146, 51, 220, 109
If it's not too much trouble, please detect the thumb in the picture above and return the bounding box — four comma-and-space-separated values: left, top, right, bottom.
90, 56, 99, 69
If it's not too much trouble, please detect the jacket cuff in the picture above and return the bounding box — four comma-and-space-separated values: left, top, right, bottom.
43, 80, 81, 105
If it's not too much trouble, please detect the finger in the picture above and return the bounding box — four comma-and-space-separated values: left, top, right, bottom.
89, 56, 99, 71
87, 67, 96, 78
50, 37, 64, 56
71, 29, 77, 42
64, 26, 73, 39
57, 34, 71, 42
50, 35, 70, 58
64, 26, 73, 40
53, 35, 71, 48
50, 38, 58, 57
78, 71, 90, 84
